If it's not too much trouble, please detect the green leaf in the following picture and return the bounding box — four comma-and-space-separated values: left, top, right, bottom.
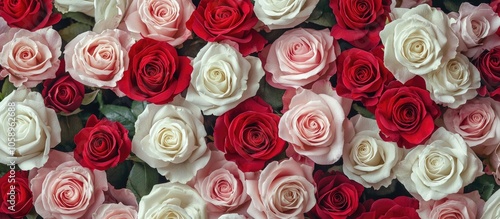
58, 114, 83, 145
352, 103, 375, 119
58, 22, 91, 44
0, 79, 16, 100
306, 0, 336, 27
81, 90, 100, 105
126, 162, 161, 203
464, 174, 500, 200
62, 12, 95, 26
0, 164, 9, 176
256, 78, 285, 112
106, 160, 133, 189
131, 101, 147, 117
307, 11, 336, 27
100, 104, 137, 136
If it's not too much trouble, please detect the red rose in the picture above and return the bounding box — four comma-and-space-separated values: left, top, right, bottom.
42, 60, 85, 114
357, 196, 420, 219
117, 38, 192, 104
0, 0, 61, 31
308, 170, 364, 219
74, 114, 132, 170
475, 46, 500, 101
214, 96, 286, 172
329, 0, 390, 50
186, 0, 267, 56
375, 76, 441, 148
0, 171, 33, 219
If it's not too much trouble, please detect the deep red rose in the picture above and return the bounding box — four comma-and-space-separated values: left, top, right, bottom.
42, 60, 85, 114
475, 46, 500, 101
357, 196, 420, 219
308, 170, 365, 219
375, 76, 441, 148
117, 38, 192, 104
214, 96, 286, 172
0, 0, 61, 31
0, 171, 33, 219
186, 0, 267, 56
74, 114, 132, 170
329, 0, 391, 50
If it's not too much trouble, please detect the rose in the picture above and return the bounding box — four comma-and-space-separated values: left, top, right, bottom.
74, 114, 132, 170
0, 16, 8, 33
390, 0, 431, 9
103, 183, 139, 208
343, 115, 404, 189
246, 158, 316, 219
92, 203, 138, 219
186, 0, 267, 56
132, 96, 210, 183
375, 77, 441, 148
253, 0, 318, 30
308, 170, 364, 219
0, 27, 61, 88
423, 53, 481, 108
329, 0, 391, 50
137, 182, 207, 218
260, 28, 340, 89
475, 46, 500, 101
185, 42, 264, 116
395, 127, 483, 201
218, 213, 246, 219
29, 150, 108, 219
93, 0, 131, 33
357, 196, 420, 219
0, 87, 61, 170
214, 96, 286, 172
0, 171, 33, 219
0, 0, 61, 30
380, 4, 459, 83
481, 187, 500, 219
54, 0, 94, 16
417, 191, 485, 219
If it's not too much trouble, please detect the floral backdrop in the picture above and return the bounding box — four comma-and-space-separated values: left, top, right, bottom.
0, 0, 500, 218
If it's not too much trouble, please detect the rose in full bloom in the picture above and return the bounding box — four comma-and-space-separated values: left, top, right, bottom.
0, 171, 33, 219
185, 42, 264, 116
395, 127, 483, 201
137, 182, 207, 218
186, 0, 267, 56
117, 37, 192, 104
481, 187, 500, 219
122, 0, 194, 46
475, 46, 500, 101
29, 150, 108, 219
308, 170, 364, 219
417, 191, 485, 219
357, 196, 420, 219
94, 0, 131, 33
0, 88, 61, 170
380, 4, 459, 83
0, 27, 61, 88
92, 203, 138, 219
247, 158, 316, 219
132, 96, 210, 183
218, 213, 246, 219
330, 0, 391, 50
260, 28, 340, 89
0, 0, 61, 30
253, 0, 318, 30
74, 114, 132, 170
214, 96, 286, 172
375, 77, 441, 148
486, 143, 500, 184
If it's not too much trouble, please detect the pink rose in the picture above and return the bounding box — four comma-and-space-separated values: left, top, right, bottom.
92, 203, 138, 219
0, 17, 8, 33
122, 0, 195, 46
260, 28, 340, 89
104, 183, 138, 209
486, 144, 500, 184
417, 191, 485, 218
0, 27, 61, 88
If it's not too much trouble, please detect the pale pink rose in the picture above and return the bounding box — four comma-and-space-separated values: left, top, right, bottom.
104, 183, 139, 209
486, 144, 500, 185
0, 27, 61, 88
246, 158, 316, 219
443, 97, 500, 155
122, 0, 195, 46
29, 150, 108, 219
0, 17, 8, 33
449, 3, 500, 58
92, 203, 138, 219
417, 191, 485, 219
64, 29, 134, 95
260, 28, 340, 89
279, 80, 353, 165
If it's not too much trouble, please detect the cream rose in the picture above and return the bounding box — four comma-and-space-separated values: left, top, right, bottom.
137, 182, 207, 219
481, 188, 500, 219
92, 203, 138, 219
418, 191, 485, 219
343, 115, 403, 190
94, 0, 132, 33
253, 0, 319, 30
185, 42, 264, 116
132, 96, 210, 183
54, 0, 94, 16
423, 53, 481, 108
0, 27, 61, 88
380, 4, 459, 83
0, 87, 61, 170
395, 127, 483, 201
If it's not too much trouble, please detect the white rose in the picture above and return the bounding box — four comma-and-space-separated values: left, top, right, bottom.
423, 53, 481, 108
481, 188, 500, 219
343, 115, 404, 190
138, 182, 207, 219
92, 203, 138, 219
253, 0, 319, 30
132, 96, 210, 183
54, 0, 94, 16
380, 4, 459, 83
395, 127, 483, 201
185, 42, 264, 116
0, 87, 61, 170
94, 0, 132, 33
218, 213, 246, 219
